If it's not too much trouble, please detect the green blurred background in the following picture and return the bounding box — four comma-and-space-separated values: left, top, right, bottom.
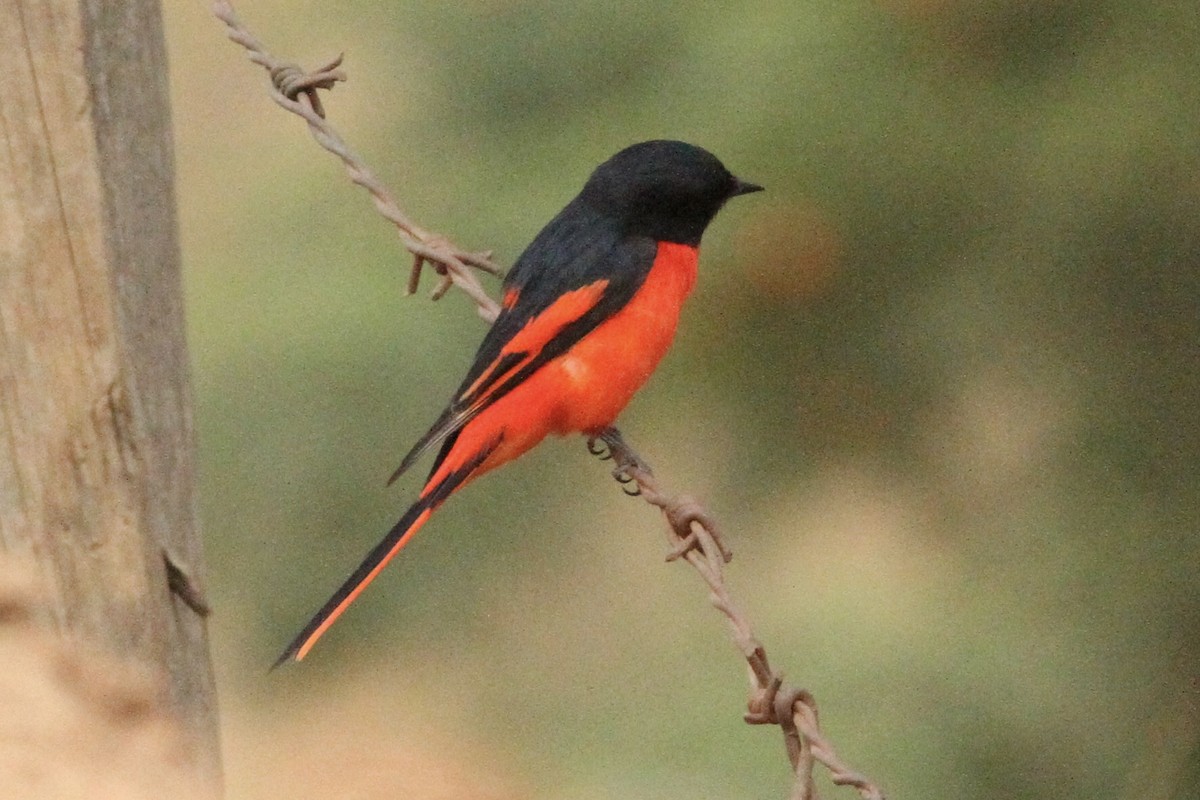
167, 1, 1199, 797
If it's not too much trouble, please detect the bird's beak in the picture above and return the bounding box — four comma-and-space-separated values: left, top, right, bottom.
730, 178, 764, 197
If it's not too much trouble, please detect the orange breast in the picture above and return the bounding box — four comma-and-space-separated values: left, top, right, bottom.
547, 241, 698, 434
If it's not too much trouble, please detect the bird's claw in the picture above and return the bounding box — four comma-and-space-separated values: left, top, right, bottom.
587, 437, 613, 460
595, 427, 652, 474
613, 468, 642, 496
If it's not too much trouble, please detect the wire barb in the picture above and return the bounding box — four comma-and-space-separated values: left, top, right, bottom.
267, 53, 345, 118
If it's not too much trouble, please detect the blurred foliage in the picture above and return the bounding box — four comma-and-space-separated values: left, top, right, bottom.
168, 0, 1199, 798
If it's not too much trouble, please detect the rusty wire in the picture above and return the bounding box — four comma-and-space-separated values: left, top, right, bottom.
590, 429, 884, 800
212, 0, 503, 322
212, 4, 885, 797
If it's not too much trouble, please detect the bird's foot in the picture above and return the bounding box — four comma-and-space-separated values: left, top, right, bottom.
587, 427, 653, 496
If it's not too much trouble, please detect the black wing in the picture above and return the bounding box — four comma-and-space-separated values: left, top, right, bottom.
387, 198, 656, 485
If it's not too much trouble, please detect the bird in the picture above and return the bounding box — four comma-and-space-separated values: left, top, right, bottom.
274, 140, 762, 666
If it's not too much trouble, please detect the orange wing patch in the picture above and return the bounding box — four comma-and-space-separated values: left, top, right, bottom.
459, 279, 609, 402
502, 287, 520, 309
500, 280, 609, 355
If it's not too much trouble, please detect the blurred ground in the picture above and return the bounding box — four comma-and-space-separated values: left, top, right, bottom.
0, 559, 212, 800
166, 1, 1199, 798
221, 672, 525, 800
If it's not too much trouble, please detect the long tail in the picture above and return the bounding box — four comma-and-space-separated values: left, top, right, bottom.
272, 437, 499, 668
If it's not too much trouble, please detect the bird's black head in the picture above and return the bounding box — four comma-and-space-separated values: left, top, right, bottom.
578, 140, 763, 246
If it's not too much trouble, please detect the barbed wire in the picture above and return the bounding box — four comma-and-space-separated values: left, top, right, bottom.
211, 4, 885, 797
211, 0, 503, 321
589, 429, 883, 800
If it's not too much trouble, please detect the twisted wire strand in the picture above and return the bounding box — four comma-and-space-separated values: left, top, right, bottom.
212, 5, 885, 796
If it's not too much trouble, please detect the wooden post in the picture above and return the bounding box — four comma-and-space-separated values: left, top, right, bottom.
0, 0, 221, 788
